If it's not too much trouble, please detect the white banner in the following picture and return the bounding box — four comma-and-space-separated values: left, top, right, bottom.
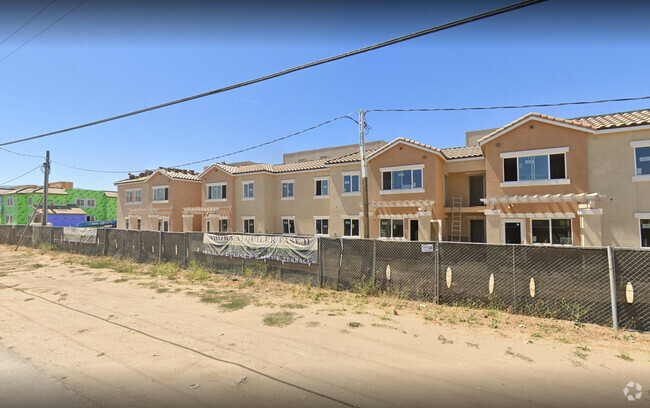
202, 234, 318, 264
63, 227, 98, 244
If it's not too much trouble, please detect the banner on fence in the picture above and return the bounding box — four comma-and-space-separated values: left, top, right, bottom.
202, 234, 317, 264
63, 227, 97, 244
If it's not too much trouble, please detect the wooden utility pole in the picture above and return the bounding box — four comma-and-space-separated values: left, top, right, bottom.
42, 151, 50, 226
358, 110, 370, 238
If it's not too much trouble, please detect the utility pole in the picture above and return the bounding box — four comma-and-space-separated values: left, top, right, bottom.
358, 110, 370, 238
42, 151, 50, 226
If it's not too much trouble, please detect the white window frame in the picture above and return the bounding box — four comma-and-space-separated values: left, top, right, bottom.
125, 188, 142, 204
125, 217, 130, 230
342, 171, 361, 196
86, 199, 97, 208
242, 180, 255, 200
282, 216, 296, 234
86, 215, 97, 222
281, 179, 295, 200
158, 217, 170, 232
314, 216, 329, 235
379, 218, 406, 240
219, 218, 228, 233
152, 185, 169, 203
242, 216, 255, 233
530, 218, 573, 246
500, 147, 570, 187
380, 164, 425, 194
314, 177, 329, 198
631, 139, 650, 182
206, 182, 227, 202
5, 214, 14, 225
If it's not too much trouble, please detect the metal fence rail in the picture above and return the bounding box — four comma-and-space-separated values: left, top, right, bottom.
0, 224, 648, 332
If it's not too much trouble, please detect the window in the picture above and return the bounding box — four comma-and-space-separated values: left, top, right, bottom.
6, 197, 14, 206
158, 219, 169, 232
5, 215, 14, 225
243, 217, 255, 233
87, 199, 96, 208
532, 219, 572, 245
315, 218, 329, 235
219, 219, 228, 232
343, 218, 360, 236
152, 186, 169, 202
125, 218, 130, 229
314, 178, 329, 197
242, 181, 254, 199
206, 219, 211, 232
380, 219, 404, 238
126, 189, 142, 203
638, 219, 650, 247
137, 218, 142, 230
27, 196, 32, 206
381, 166, 423, 192
342, 173, 360, 194
207, 183, 226, 201
281, 180, 294, 199
283, 217, 295, 234
75, 198, 96, 208
634, 146, 650, 176
86, 215, 96, 222
502, 149, 567, 184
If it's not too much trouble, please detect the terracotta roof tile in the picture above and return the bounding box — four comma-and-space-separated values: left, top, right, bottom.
572, 109, 650, 129
440, 145, 483, 159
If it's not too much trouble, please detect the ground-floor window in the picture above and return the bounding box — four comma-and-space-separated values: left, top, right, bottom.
206, 219, 211, 232
283, 218, 295, 234
219, 219, 228, 233
125, 218, 130, 229
641, 219, 650, 247
137, 218, 142, 230
243, 218, 254, 233
158, 219, 169, 232
343, 218, 359, 236
315, 218, 328, 235
86, 215, 96, 222
380, 219, 404, 238
532, 219, 572, 245
5, 215, 14, 225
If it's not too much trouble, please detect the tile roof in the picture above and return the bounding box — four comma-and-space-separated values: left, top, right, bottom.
115, 168, 201, 184
324, 150, 380, 164
440, 145, 483, 159
210, 159, 329, 175
104, 191, 118, 198
572, 109, 650, 129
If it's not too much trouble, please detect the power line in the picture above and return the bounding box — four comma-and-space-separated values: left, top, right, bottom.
0, 0, 545, 147
52, 160, 144, 174
0, 0, 58, 47
0, 164, 43, 186
0, 146, 44, 159
0, 0, 87, 64
365, 95, 650, 113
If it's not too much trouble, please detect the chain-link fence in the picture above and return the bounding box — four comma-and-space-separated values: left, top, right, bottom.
0, 224, 648, 331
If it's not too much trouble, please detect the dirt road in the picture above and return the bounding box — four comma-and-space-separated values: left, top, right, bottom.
0, 245, 648, 407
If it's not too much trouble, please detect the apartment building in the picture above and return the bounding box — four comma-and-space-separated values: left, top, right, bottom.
112, 108, 650, 247
115, 168, 202, 232
479, 109, 650, 248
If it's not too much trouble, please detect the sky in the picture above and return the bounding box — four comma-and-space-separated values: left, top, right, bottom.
1, 0, 650, 191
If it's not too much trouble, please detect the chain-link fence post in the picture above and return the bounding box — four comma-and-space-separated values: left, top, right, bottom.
435, 241, 439, 304
337, 238, 343, 289
183, 232, 188, 267
317, 237, 323, 288
371, 239, 376, 290
607, 246, 619, 331
512, 245, 517, 308
158, 231, 162, 263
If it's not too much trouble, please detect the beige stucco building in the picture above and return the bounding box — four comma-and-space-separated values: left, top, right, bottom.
114, 108, 650, 248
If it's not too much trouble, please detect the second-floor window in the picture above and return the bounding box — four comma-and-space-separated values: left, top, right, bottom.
314, 178, 329, 197
27, 196, 32, 206
634, 146, 650, 176
242, 181, 254, 199
502, 149, 567, 183
6, 197, 14, 206
152, 186, 169, 202
76, 198, 97, 208
343, 173, 360, 194
207, 183, 227, 201
381, 166, 423, 192
282, 180, 294, 199
126, 189, 142, 203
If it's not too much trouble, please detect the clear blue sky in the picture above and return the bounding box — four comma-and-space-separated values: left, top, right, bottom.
1, 0, 649, 191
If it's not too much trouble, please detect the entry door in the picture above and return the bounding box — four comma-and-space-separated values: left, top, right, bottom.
468, 175, 485, 206
410, 219, 419, 241
470, 219, 486, 243
503, 219, 525, 244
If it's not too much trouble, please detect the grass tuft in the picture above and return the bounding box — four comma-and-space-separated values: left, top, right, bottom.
263, 311, 296, 327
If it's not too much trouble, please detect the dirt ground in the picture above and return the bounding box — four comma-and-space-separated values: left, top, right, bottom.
0, 244, 649, 408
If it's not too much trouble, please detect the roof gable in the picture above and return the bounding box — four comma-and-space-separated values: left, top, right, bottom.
478, 113, 595, 146
367, 138, 446, 162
